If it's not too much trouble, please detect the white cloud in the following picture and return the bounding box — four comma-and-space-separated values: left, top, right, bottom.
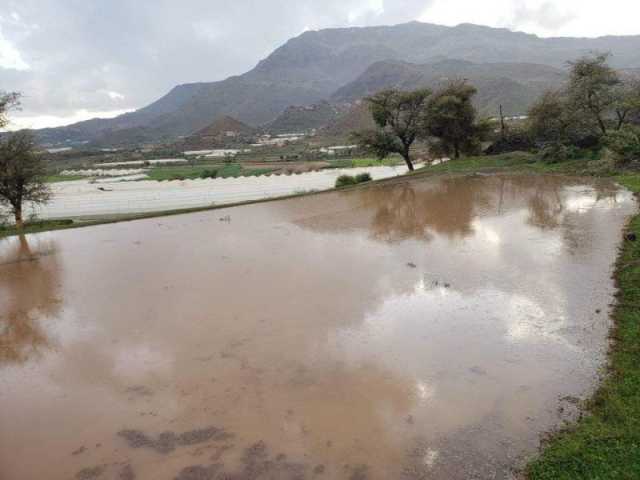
6, 108, 134, 131
0, 29, 29, 70
1, 0, 639, 130
347, 0, 384, 24
102, 90, 125, 101
419, 0, 640, 38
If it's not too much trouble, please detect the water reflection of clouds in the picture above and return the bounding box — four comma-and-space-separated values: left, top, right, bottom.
113, 343, 174, 379
470, 219, 502, 246
335, 280, 570, 372
564, 186, 634, 214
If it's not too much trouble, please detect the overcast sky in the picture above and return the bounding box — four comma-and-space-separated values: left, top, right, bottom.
1, 0, 639, 130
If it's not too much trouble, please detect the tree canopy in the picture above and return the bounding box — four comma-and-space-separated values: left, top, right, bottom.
352, 88, 432, 171
0, 92, 20, 130
525, 54, 640, 165
566, 53, 621, 135
0, 131, 51, 229
528, 54, 640, 145
425, 81, 489, 159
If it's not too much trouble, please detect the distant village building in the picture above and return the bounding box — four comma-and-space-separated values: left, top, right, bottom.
319, 145, 358, 156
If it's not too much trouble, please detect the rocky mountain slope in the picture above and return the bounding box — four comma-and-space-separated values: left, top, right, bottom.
34, 22, 640, 146
332, 59, 567, 116
264, 101, 344, 134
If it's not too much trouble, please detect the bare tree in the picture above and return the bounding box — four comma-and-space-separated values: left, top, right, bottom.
0, 131, 51, 229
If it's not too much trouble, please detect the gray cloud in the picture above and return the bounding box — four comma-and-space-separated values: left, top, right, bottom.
511, 1, 577, 33
0, 0, 432, 123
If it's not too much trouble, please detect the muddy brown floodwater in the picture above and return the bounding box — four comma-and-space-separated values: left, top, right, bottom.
0, 174, 636, 480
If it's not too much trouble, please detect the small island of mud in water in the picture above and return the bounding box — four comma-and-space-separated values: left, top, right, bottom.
0, 174, 636, 479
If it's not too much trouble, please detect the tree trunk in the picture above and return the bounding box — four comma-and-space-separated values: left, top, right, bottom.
597, 115, 607, 135
18, 234, 33, 258
616, 110, 627, 130
14, 205, 23, 230
402, 153, 414, 171
454, 143, 460, 159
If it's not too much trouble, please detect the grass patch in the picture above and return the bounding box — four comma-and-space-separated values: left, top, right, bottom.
326, 157, 403, 169
0, 219, 75, 236
146, 163, 273, 181
424, 151, 537, 173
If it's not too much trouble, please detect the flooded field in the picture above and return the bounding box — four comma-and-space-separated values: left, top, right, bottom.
0, 174, 636, 480
25, 164, 414, 220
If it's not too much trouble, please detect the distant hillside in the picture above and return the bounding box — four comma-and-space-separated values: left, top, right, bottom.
264, 101, 343, 134
319, 101, 377, 141
332, 59, 566, 116
33, 21, 640, 146
181, 116, 255, 149
193, 115, 254, 138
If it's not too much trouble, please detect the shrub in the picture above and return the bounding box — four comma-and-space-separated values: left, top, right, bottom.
199, 169, 218, 179
335, 175, 357, 187
485, 129, 535, 155
355, 172, 372, 183
538, 143, 568, 163
605, 125, 640, 166
335, 172, 373, 187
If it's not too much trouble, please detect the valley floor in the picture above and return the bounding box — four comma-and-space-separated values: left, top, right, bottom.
8, 164, 413, 223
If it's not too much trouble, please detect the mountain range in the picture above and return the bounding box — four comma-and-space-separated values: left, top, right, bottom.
33, 21, 640, 146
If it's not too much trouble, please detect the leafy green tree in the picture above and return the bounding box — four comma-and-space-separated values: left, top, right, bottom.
566, 53, 621, 135
614, 77, 640, 129
527, 56, 639, 149
605, 125, 640, 166
0, 92, 20, 129
425, 81, 489, 159
528, 91, 569, 143
0, 131, 51, 229
352, 88, 432, 171
527, 90, 591, 144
